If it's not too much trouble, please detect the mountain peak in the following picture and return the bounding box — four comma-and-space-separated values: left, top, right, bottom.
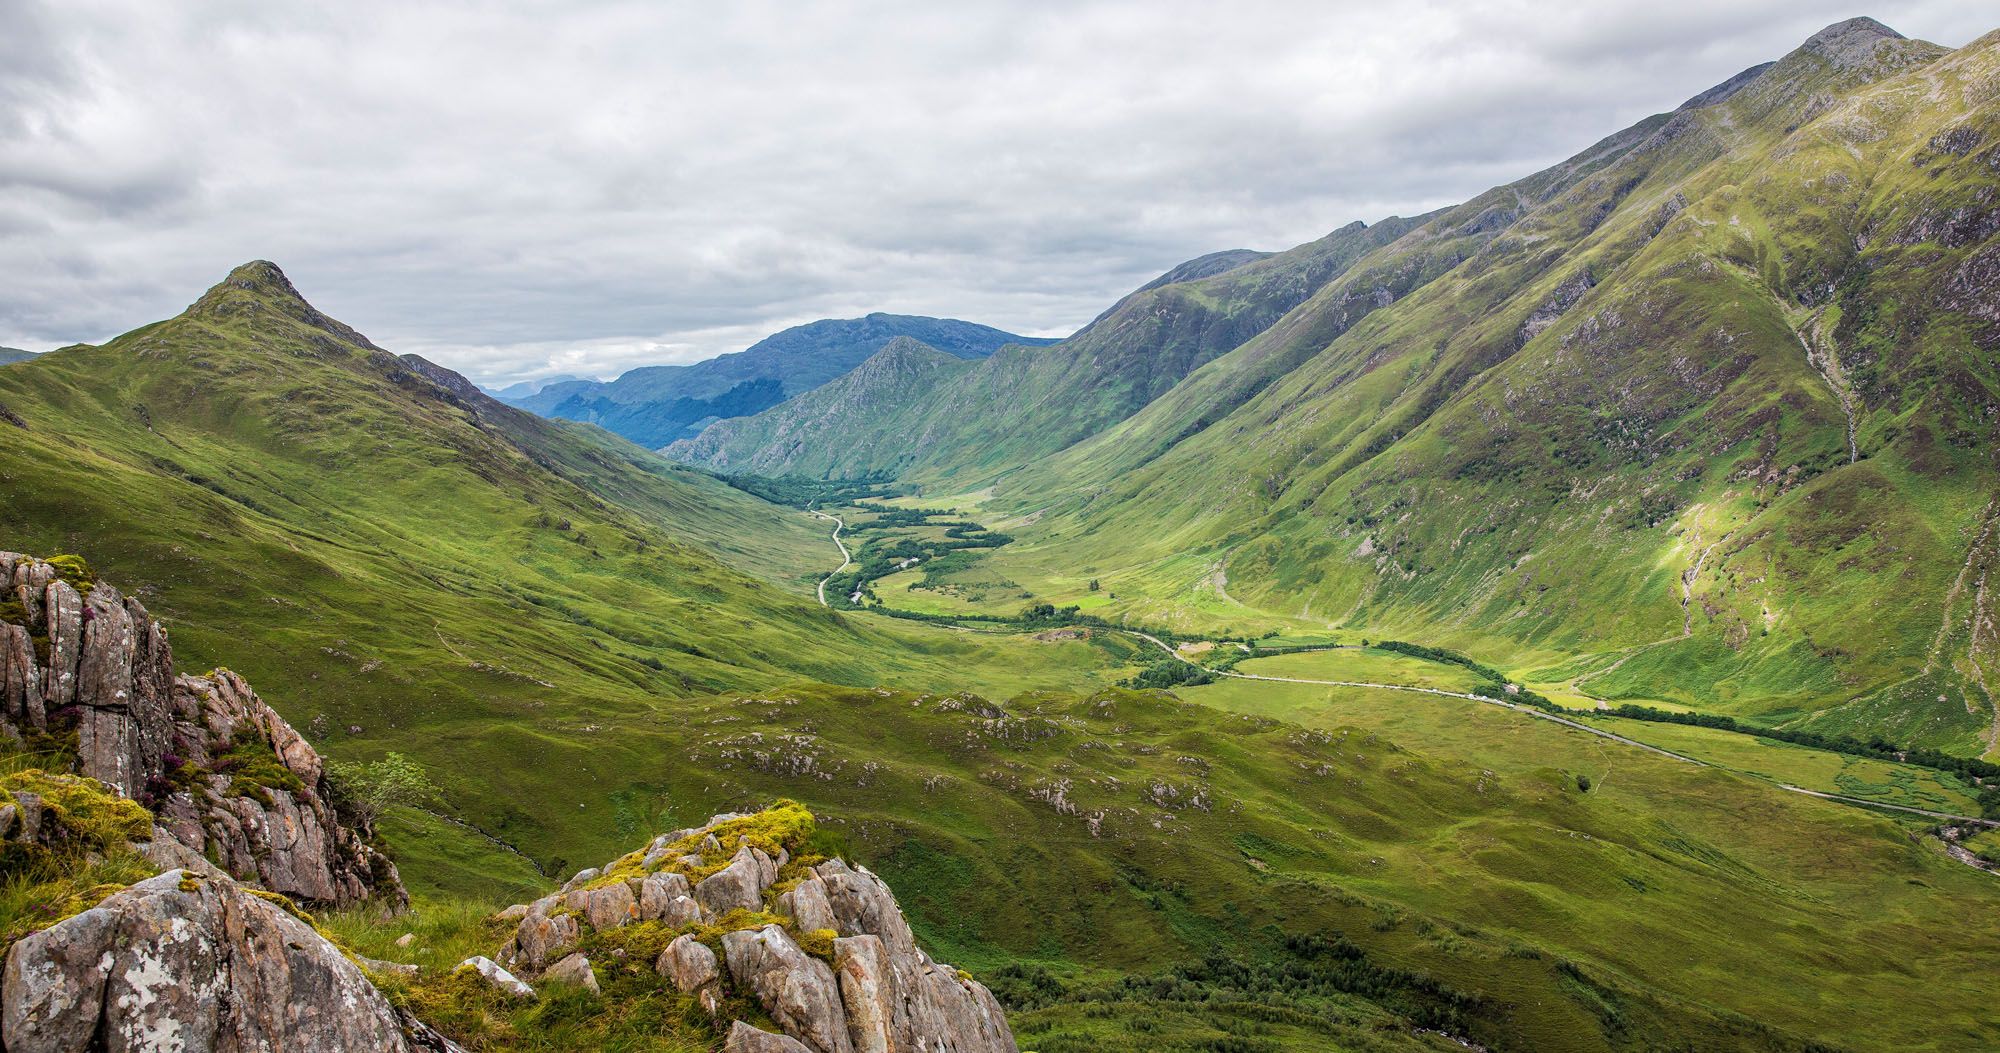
186, 260, 382, 350
1800, 16, 1914, 68
200, 260, 309, 307
874, 334, 946, 359
1805, 16, 1902, 48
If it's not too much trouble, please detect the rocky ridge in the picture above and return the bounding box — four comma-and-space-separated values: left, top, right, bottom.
0, 552, 403, 908
485, 802, 1017, 1053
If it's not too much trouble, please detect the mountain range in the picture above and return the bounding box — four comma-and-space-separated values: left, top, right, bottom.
0, 347, 39, 365
504, 313, 1057, 448
4, 15, 2000, 1053
667, 17, 2000, 756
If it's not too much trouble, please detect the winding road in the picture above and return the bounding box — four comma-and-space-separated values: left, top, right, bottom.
809, 507, 851, 608
1124, 631, 2000, 832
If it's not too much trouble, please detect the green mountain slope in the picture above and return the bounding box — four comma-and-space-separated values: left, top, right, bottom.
0, 347, 38, 366
0, 261, 1142, 885
6, 21, 2000, 1053
666, 217, 1424, 480
769, 19, 2000, 758
1, 238, 1996, 1053
513, 313, 1056, 448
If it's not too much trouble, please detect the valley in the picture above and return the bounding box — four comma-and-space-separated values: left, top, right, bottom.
3, 12, 1999, 1053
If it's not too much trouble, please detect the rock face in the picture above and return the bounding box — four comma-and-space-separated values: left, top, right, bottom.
1, 869, 430, 1052
722, 925, 853, 1053
0, 553, 402, 908
493, 805, 1018, 1053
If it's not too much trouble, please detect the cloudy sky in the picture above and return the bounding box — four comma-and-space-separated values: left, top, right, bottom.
2, 1, 1991, 385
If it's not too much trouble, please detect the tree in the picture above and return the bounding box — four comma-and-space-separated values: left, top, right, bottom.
1088, 578, 1101, 591
327, 752, 440, 825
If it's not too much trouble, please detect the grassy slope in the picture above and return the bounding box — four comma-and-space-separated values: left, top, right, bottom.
867, 25, 2000, 757
0, 263, 1140, 880
538, 679, 2000, 1053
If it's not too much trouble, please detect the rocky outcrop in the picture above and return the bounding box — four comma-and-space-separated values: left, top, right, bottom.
1, 868, 438, 1052
0, 553, 402, 909
492, 804, 1018, 1053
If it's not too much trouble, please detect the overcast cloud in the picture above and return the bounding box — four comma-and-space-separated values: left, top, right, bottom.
0, 1, 1991, 385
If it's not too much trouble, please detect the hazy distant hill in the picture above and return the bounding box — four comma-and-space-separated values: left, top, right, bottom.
507, 313, 1057, 447
482, 373, 583, 400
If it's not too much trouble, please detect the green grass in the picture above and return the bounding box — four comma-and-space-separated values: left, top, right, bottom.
1228, 647, 1486, 692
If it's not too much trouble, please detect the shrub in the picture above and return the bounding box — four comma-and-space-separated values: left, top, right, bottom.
327, 752, 441, 825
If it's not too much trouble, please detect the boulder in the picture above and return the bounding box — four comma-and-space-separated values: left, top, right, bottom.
810, 859, 1016, 1053
561, 867, 601, 892
832, 936, 893, 1053
780, 875, 839, 934
697, 844, 776, 915
657, 934, 722, 1014
639, 832, 679, 868
1, 869, 414, 1051
459, 956, 535, 1000
568, 881, 638, 930
357, 955, 421, 979
657, 934, 719, 991
510, 906, 580, 970
722, 925, 854, 1053
543, 953, 600, 995
725, 1020, 814, 1052
638, 870, 697, 921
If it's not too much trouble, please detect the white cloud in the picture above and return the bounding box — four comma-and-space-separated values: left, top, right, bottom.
0, 0, 1991, 383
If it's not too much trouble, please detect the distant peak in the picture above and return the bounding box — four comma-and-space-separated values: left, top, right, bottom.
1805, 16, 1902, 50
873, 335, 946, 358
1799, 16, 1912, 67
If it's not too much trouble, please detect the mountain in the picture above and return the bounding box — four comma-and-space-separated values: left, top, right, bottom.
687, 20, 2000, 758
666, 218, 1424, 478
0, 347, 39, 366
510, 314, 1057, 448
668, 336, 982, 476
483, 373, 583, 400
0, 261, 1145, 899
11, 19, 2000, 1053
1012, 18, 2000, 753
0, 255, 1997, 1050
